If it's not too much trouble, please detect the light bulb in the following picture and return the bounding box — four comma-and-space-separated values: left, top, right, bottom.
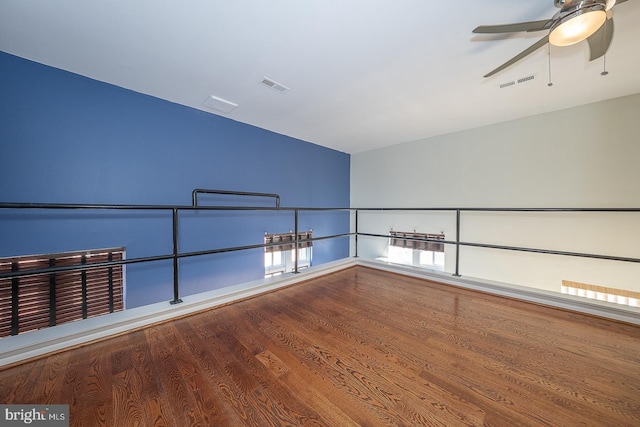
549, 10, 606, 47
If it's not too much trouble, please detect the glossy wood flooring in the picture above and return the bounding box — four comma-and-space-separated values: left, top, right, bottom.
1, 266, 640, 426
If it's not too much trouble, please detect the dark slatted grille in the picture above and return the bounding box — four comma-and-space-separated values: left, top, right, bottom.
390, 231, 445, 252
0, 248, 124, 338
265, 231, 313, 253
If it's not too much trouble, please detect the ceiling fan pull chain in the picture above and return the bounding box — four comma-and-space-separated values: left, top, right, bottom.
547, 44, 554, 87
601, 18, 609, 76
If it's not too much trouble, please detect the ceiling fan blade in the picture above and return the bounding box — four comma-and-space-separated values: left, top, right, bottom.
587, 16, 614, 61
483, 35, 550, 78
473, 19, 553, 34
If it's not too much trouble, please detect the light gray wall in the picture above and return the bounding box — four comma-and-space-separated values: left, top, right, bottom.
351, 93, 640, 295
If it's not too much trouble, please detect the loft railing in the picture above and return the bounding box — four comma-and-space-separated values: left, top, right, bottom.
353, 207, 640, 276
1, 190, 640, 336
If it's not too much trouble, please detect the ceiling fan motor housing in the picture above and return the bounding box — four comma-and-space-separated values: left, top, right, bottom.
549, 0, 608, 46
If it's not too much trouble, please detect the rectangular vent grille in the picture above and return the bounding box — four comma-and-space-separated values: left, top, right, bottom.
517, 75, 535, 84
499, 74, 536, 89
260, 77, 290, 93
203, 95, 238, 113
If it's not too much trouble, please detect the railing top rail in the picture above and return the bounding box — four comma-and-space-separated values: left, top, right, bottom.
352, 207, 640, 212
3, 203, 639, 213
0, 202, 352, 212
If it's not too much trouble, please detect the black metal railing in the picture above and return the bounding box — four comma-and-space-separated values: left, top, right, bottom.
353, 207, 640, 276
0, 190, 353, 337
2, 190, 640, 336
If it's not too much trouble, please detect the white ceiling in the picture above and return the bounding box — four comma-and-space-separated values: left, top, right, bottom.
1, 1, 639, 154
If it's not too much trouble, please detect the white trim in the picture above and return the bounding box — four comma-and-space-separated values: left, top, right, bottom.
2, 257, 639, 367
0, 258, 356, 368
357, 259, 640, 326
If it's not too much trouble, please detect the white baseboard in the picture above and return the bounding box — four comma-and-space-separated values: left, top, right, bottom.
0, 258, 356, 368
2, 256, 638, 368
356, 259, 640, 326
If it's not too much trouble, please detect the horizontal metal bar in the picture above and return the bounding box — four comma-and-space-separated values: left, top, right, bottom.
192, 189, 281, 208
2, 203, 639, 213
0, 202, 351, 212
357, 232, 457, 247
352, 207, 640, 212
357, 232, 640, 264
180, 243, 269, 259
458, 207, 640, 212
173, 232, 356, 261
307, 232, 353, 242
0, 254, 174, 280
0, 233, 357, 280
458, 241, 640, 264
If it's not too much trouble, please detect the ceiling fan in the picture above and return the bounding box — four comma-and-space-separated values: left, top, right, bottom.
474, 0, 630, 78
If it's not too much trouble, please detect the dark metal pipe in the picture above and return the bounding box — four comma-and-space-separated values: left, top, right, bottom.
0, 202, 349, 211
459, 241, 640, 264
454, 209, 461, 277
2, 198, 640, 314
294, 210, 299, 273
355, 210, 359, 258
0, 254, 175, 280
356, 232, 457, 247
170, 208, 182, 305
347, 207, 640, 212
192, 189, 281, 208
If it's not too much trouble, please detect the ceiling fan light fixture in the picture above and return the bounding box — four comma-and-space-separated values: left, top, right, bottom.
549, 6, 607, 47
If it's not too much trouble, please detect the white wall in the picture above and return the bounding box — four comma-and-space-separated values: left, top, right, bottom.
351, 93, 640, 296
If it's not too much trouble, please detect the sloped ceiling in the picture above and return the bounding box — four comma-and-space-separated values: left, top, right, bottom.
1, 0, 639, 153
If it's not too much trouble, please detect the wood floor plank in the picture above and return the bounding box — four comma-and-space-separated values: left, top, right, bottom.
257, 289, 487, 426
233, 305, 372, 426
1, 266, 640, 426
114, 330, 175, 426
0, 356, 47, 404
71, 337, 114, 426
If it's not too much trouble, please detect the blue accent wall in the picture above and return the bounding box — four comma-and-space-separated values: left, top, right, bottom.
0, 52, 350, 308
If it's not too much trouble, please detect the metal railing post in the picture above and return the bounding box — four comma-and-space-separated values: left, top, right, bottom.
355, 209, 359, 258
454, 209, 461, 277
294, 209, 299, 273
170, 208, 183, 304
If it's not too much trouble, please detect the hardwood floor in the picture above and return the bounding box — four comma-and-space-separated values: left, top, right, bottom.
1, 265, 640, 426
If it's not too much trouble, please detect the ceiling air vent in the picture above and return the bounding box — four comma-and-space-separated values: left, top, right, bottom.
517, 74, 535, 84
260, 76, 290, 93
499, 74, 536, 89
203, 95, 238, 113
